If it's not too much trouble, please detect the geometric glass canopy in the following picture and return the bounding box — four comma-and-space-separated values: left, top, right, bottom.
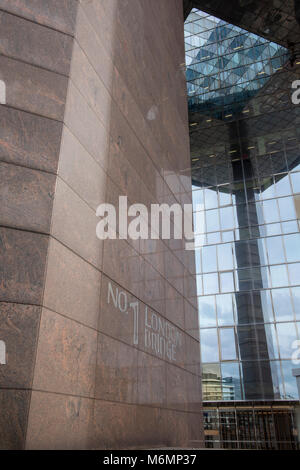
185, 9, 288, 119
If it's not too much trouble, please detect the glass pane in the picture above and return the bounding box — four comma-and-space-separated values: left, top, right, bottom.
235, 292, 253, 324
260, 290, 274, 322
272, 288, 294, 322
206, 209, 220, 232
217, 243, 234, 271
222, 230, 235, 242
278, 197, 296, 221
198, 295, 216, 327
281, 360, 299, 399
220, 207, 235, 230
291, 172, 300, 193
202, 363, 222, 401
234, 240, 251, 268
261, 180, 275, 200
194, 211, 206, 234
221, 362, 242, 400
284, 234, 300, 262
263, 199, 279, 223
237, 325, 270, 360
203, 272, 219, 294
291, 287, 300, 320
200, 328, 219, 362
270, 265, 288, 288
265, 324, 279, 359
195, 249, 201, 274
220, 271, 234, 293
288, 263, 300, 285
261, 266, 271, 289
281, 220, 298, 234
265, 223, 281, 236
219, 328, 237, 360
194, 233, 205, 248
192, 189, 204, 207
270, 361, 284, 399
196, 274, 203, 295
276, 323, 297, 359
207, 232, 221, 244
265, 236, 285, 264
275, 174, 291, 197
216, 294, 234, 325
205, 188, 218, 209
219, 189, 232, 207
202, 245, 217, 272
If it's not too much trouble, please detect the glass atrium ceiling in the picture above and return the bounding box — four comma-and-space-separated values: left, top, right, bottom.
185, 9, 289, 118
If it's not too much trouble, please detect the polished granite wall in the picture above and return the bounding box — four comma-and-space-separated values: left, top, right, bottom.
0, 0, 203, 449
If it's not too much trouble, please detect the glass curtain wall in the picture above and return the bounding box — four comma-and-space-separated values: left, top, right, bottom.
185, 9, 300, 404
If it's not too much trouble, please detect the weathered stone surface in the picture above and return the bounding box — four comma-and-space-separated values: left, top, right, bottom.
0, 11, 73, 75
0, 390, 30, 450
0, 161, 56, 232
0, 303, 41, 389
0, 227, 48, 305
0, 0, 78, 35
0, 106, 62, 173
0, 56, 68, 120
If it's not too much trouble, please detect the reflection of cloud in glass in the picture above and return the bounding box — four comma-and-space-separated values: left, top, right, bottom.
198, 296, 216, 327
277, 323, 297, 359
200, 328, 219, 362
219, 328, 236, 360
217, 294, 234, 326
272, 288, 294, 322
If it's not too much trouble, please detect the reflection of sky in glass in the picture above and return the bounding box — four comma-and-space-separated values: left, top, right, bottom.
265, 324, 279, 360
266, 236, 285, 264
200, 328, 219, 362
220, 328, 236, 360
291, 172, 300, 193
276, 323, 297, 359
282, 221, 298, 234
217, 294, 234, 326
203, 273, 219, 295
263, 199, 279, 224
270, 265, 288, 288
284, 234, 300, 263
198, 295, 216, 327
288, 263, 300, 285
278, 197, 296, 221
292, 287, 300, 320
220, 272, 234, 293
217, 243, 234, 271
185, 10, 288, 115
260, 290, 274, 323
272, 289, 294, 322
202, 245, 217, 272
187, 9, 300, 404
